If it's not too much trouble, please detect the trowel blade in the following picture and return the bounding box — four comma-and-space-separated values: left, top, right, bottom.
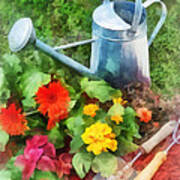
93, 157, 137, 180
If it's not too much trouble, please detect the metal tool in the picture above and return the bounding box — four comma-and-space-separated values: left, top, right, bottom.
134, 119, 180, 180
8, 0, 167, 88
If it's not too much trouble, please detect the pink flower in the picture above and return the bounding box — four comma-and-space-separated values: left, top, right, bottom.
15, 135, 56, 180
37, 155, 56, 172
43, 143, 56, 158
15, 148, 43, 180
26, 135, 48, 149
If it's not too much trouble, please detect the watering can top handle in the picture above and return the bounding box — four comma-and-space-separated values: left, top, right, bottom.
103, 0, 143, 33
131, 0, 143, 33
143, 0, 167, 46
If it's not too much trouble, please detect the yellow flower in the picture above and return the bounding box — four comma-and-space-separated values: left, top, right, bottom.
81, 122, 117, 155
111, 115, 123, 124
83, 104, 99, 117
113, 97, 127, 105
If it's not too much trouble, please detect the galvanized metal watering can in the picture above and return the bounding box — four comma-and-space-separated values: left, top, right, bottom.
8, 0, 167, 88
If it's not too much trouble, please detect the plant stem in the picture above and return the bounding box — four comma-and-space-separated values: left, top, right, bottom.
25, 110, 39, 116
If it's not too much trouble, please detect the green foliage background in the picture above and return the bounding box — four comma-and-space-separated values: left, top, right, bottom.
0, 0, 180, 97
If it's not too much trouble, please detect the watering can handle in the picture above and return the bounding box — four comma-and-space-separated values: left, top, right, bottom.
131, 0, 143, 33
113, 0, 143, 33
143, 0, 167, 46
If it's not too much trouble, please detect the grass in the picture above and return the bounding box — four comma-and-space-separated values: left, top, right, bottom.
0, 0, 180, 96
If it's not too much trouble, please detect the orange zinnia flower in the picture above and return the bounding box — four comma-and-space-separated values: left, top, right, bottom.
35, 81, 70, 130
137, 107, 152, 123
83, 104, 99, 118
0, 104, 29, 136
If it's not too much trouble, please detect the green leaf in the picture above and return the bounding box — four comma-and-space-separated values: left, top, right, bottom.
65, 115, 85, 136
92, 152, 117, 177
0, 129, 9, 152
6, 157, 22, 180
2, 54, 22, 93
22, 98, 36, 111
70, 136, 84, 153
115, 136, 139, 156
48, 124, 65, 149
121, 107, 141, 140
108, 103, 125, 116
80, 78, 121, 103
0, 169, 11, 180
0, 67, 10, 103
2, 54, 22, 74
72, 152, 93, 178
32, 170, 58, 180
20, 69, 51, 98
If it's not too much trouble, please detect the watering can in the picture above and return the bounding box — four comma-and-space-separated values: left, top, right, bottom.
8, 0, 167, 88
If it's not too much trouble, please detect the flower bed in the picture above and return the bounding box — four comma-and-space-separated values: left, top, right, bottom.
0, 69, 178, 179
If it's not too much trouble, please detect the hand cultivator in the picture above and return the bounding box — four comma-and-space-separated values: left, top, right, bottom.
134, 119, 180, 180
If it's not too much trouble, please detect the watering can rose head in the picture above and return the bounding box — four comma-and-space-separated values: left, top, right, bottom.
8, 0, 167, 88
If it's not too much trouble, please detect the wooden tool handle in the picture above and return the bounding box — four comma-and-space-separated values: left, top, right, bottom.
134, 151, 167, 180
142, 120, 176, 153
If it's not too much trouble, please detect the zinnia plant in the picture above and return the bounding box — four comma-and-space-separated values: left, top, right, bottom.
137, 107, 152, 123
0, 77, 143, 180
35, 81, 70, 130
81, 122, 117, 155
83, 104, 99, 117
0, 104, 29, 136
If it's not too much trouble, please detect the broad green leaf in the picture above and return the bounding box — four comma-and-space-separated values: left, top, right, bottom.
108, 103, 125, 116
6, 157, 22, 180
32, 170, 58, 180
20, 69, 51, 99
68, 100, 77, 111
92, 152, 117, 177
0, 68, 5, 89
113, 126, 121, 136
80, 78, 121, 103
65, 117, 75, 132
2, 54, 22, 74
121, 107, 141, 140
115, 136, 139, 156
0, 169, 11, 180
72, 152, 93, 178
0, 67, 10, 103
65, 115, 85, 136
48, 124, 65, 149
22, 98, 36, 111
0, 129, 9, 152
70, 136, 84, 153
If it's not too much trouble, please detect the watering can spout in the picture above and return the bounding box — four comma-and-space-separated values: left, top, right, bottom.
8, 18, 96, 77
35, 39, 95, 76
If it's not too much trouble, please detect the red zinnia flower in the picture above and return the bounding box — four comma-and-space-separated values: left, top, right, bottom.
35, 81, 70, 130
0, 104, 29, 136
137, 107, 152, 123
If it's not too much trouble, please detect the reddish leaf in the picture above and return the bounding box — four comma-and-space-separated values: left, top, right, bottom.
37, 156, 56, 172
